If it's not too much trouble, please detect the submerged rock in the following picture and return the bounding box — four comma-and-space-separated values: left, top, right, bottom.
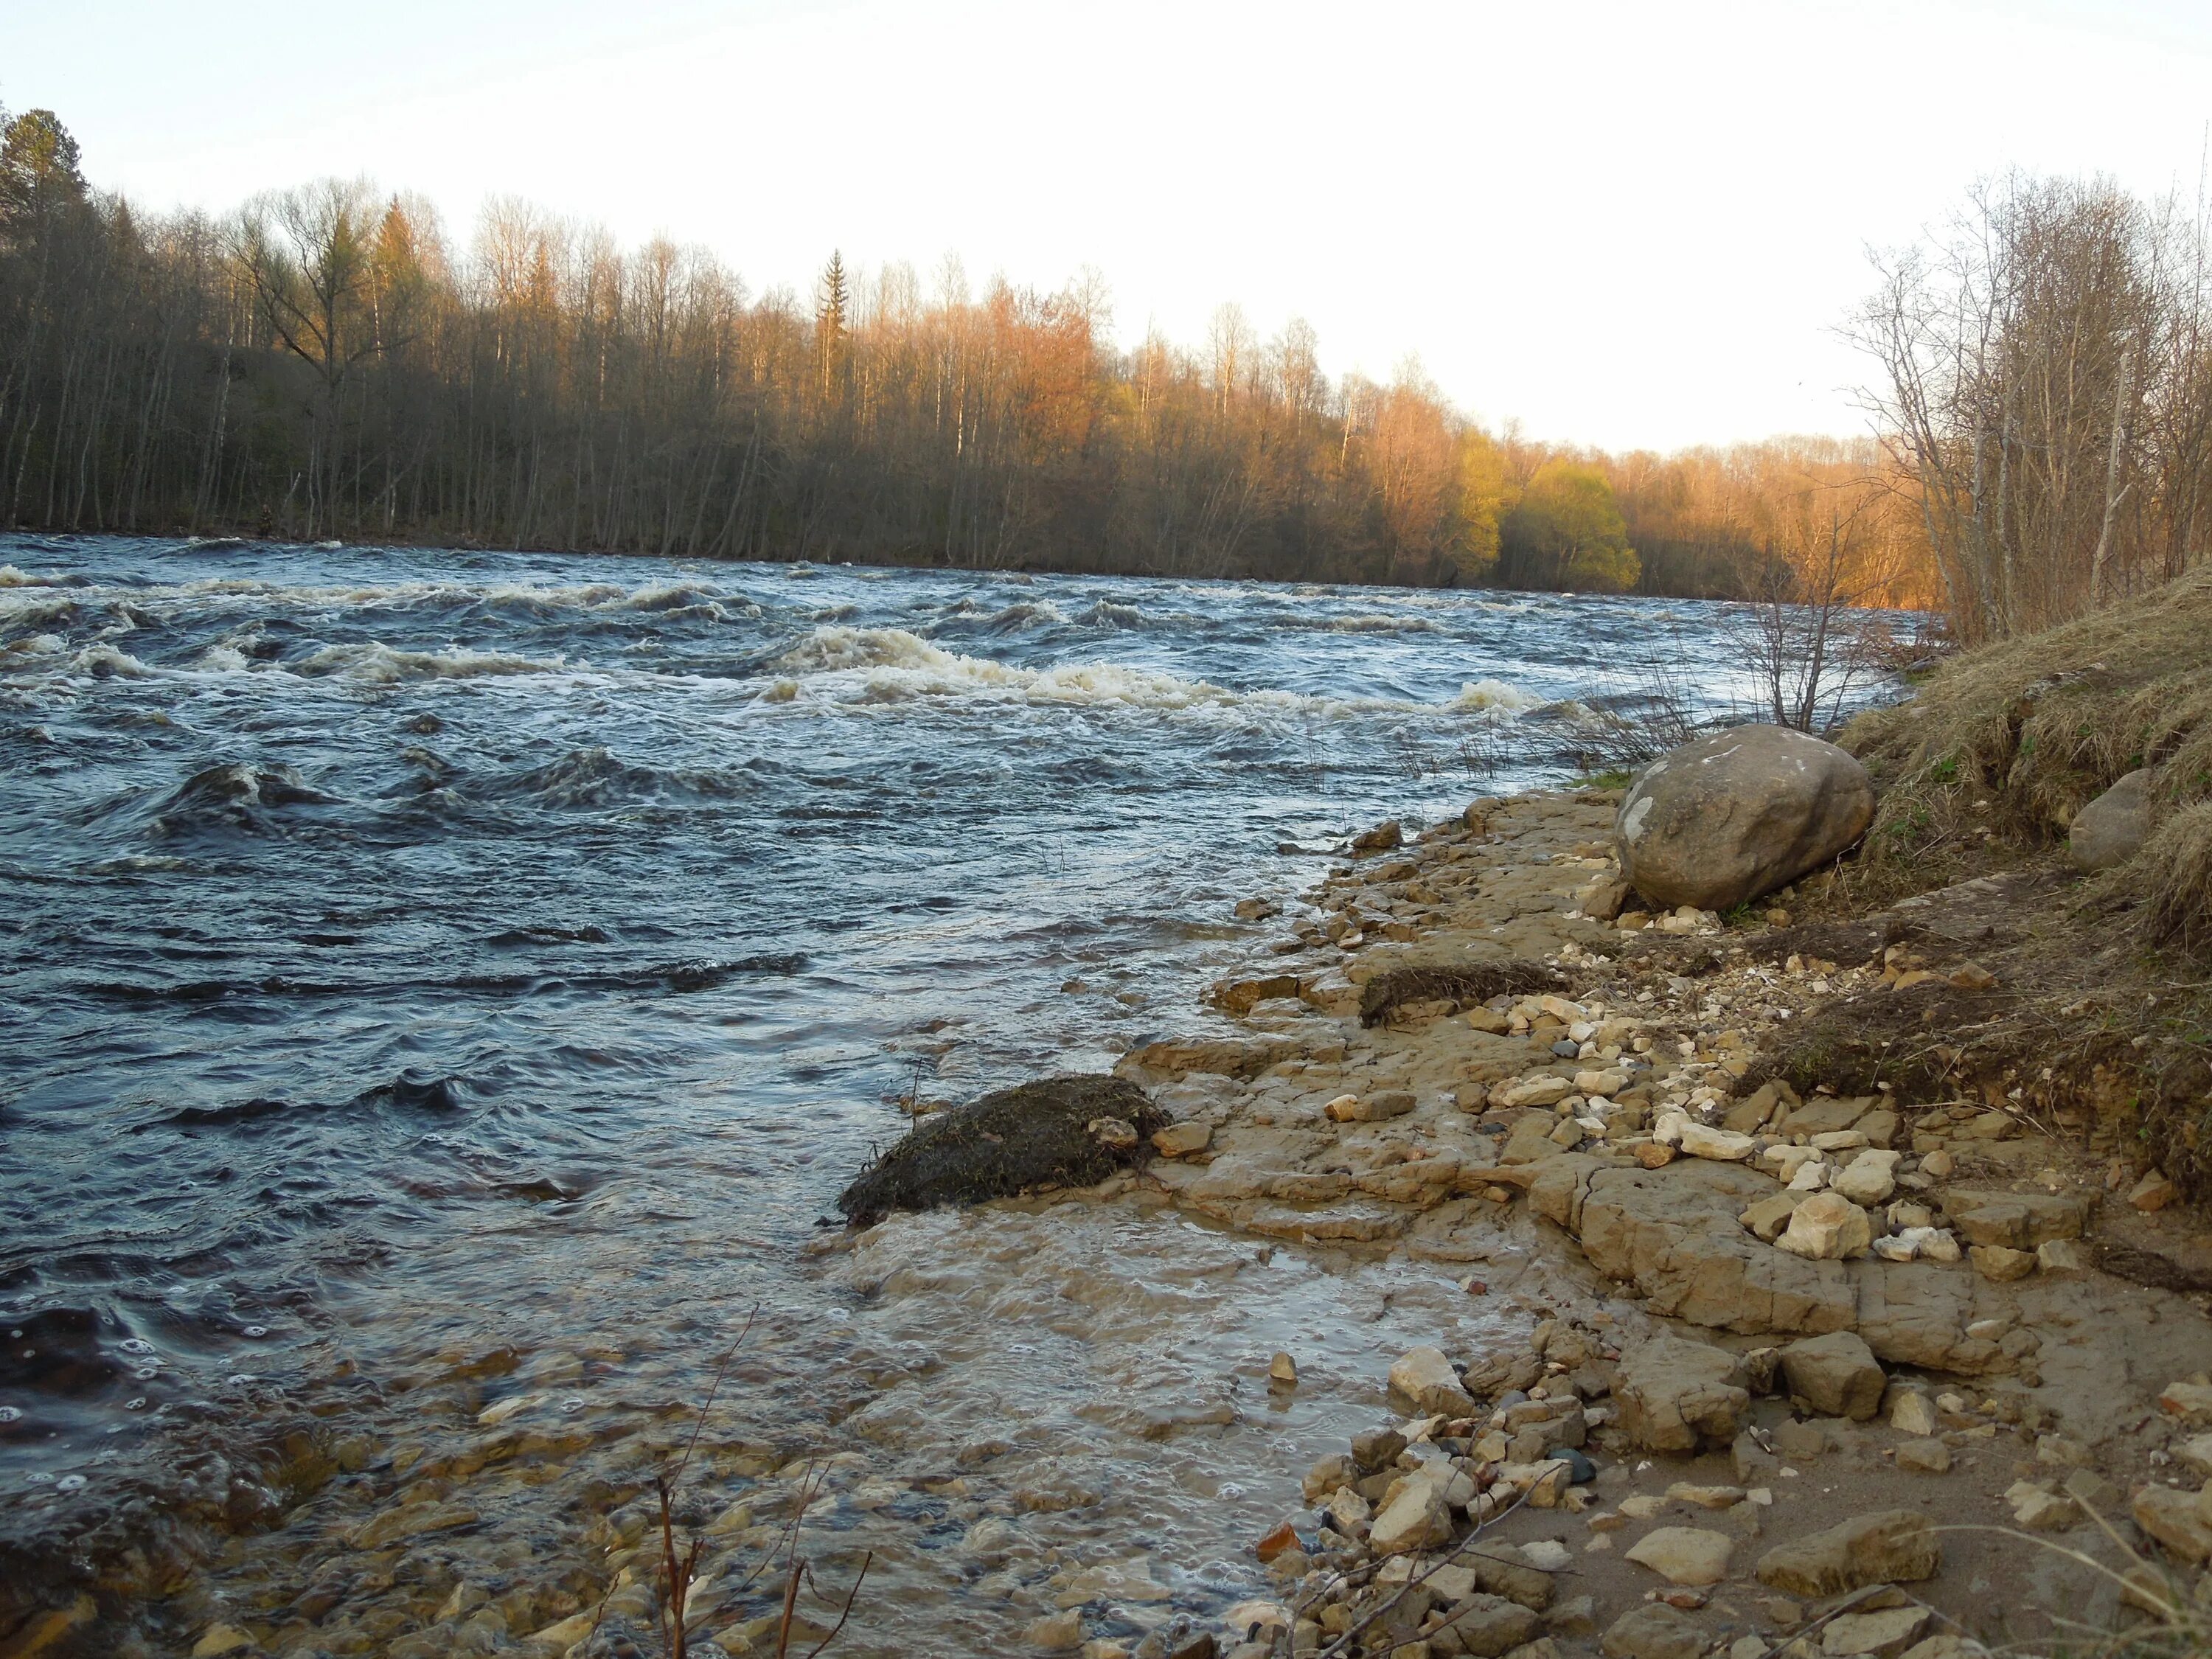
837, 1075, 1166, 1223
1615, 725, 1874, 911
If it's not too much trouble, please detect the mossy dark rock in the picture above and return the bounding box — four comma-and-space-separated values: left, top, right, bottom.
837, 1075, 1166, 1224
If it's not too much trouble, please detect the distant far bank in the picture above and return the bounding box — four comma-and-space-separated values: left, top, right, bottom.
2, 104, 1931, 611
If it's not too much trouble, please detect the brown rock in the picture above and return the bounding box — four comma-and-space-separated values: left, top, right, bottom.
1970, 1245, 2037, 1283
1779, 1332, 1886, 1421
1755, 1510, 1941, 1597
1613, 1337, 1750, 1452
2132, 1483, 2212, 1562
1599, 1603, 1704, 1659
2129, 1170, 2180, 1211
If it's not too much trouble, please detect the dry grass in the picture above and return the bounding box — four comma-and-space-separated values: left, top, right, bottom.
1841, 564, 2212, 943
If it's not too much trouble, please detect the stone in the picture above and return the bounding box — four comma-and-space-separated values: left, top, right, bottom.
1502, 1113, 1568, 1164
1391, 1347, 1478, 1416
1352, 820, 1404, 854
2129, 1170, 2180, 1211
2034, 1433, 2091, 1469
1679, 1124, 1759, 1162
1439, 1594, 1542, 1657
190, 1628, 255, 1659
1780, 1332, 1886, 1421
2070, 768, 2152, 871
1942, 1189, 2087, 1249
1339, 1090, 1418, 1122
1775, 1192, 1872, 1261
1269, 1352, 1298, 1385
1462, 1540, 1557, 1610
1665, 1483, 1745, 1509
1613, 1338, 1750, 1452
1504, 1077, 1574, 1110
1831, 1151, 1902, 1207
2036, 1239, 2090, 1273
2161, 1382, 2212, 1423
1544, 1594, 1597, 1637
1821, 1607, 1930, 1658
2064, 1469, 2125, 1513
2004, 1481, 2079, 1531
1894, 1439, 1951, 1474
1970, 1245, 2036, 1282
2173, 1435, 2212, 1478
840, 1075, 1166, 1221
1741, 1192, 1805, 1242
1635, 1141, 1678, 1169
1369, 1481, 1455, 1555
1888, 1391, 1938, 1437
1919, 1150, 1955, 1178
1304, 1453, 1355, 1501
1624, 1526, 1733, 1587
2132, 1483, 2212, 1562
1756, 1511, 1940, 1597
1518, 1540, 1573, 1572
1352, 1427, 1409, 1471
1772, 1417, 1829, 1459
1599, 1603, 1705, 1659
1761, 1144, 1826, 1181
1152, 1121, 1212, 1158
348, 1500, 479, 1550
1615, 725, 1877, 911
1324, 1486, 1371, 1533
1027, 1608, 1086, 1651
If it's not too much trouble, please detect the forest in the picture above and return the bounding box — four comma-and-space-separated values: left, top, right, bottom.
2, 101, 2207, 636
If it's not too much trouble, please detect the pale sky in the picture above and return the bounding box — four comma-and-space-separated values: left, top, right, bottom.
6, 0, 2211, 451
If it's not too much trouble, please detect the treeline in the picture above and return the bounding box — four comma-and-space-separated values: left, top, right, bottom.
0, 102, 1936, 604
1858, 172, 2212, 644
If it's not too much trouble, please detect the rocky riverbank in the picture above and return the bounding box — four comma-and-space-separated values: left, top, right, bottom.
1033, 785, 2212, 1659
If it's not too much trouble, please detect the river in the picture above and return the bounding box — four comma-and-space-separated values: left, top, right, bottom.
0, 535, 1820, 1655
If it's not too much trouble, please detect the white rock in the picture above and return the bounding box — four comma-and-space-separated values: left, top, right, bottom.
1871, 1235, 1918, 1262
1888, 1390, 1938, 1437
1652, 1110, 1691, 1147
1761, 1144, 1825, 1180
1787, 1159, 1832, 1192
1679, 1124, 1759, 1162
1810, 1130, 1868, 1152
1831, 1150, 1903, 1206
1623, 1525, 1733, 1586
1775, 1191, 1872, 1260
1504, 1076, 1572, 1109
1918, 1228, 1963, 1263
1388, 1346, 1476, 1416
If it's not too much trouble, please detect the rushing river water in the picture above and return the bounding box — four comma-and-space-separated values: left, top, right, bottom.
1, 536, 1820, 1655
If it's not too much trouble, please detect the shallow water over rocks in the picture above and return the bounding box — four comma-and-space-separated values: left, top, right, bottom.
0, 535, 1810, 1653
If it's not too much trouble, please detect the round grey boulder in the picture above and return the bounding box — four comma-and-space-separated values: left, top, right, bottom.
2069, 768, 2152, 872
1616, 725, 1875, 911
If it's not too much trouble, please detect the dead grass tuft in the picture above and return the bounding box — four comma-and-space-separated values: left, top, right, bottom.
2139, 799, 2212, 951
1357, 961, 1564, 1027
1842, 563, 2212, 936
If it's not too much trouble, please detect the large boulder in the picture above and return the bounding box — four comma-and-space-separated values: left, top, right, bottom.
1616, 726, 1875, 911
2070, 768, 2152, 872
838, 1076, 1166, 1223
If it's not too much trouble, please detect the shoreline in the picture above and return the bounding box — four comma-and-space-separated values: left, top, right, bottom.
1071, 785, 2212, 1659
